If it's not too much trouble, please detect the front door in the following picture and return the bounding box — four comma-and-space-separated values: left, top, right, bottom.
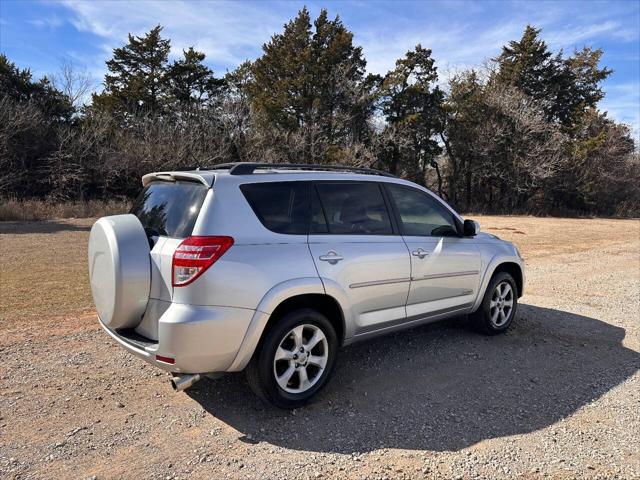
385, 183, 482, 320
308, 181, 411, 336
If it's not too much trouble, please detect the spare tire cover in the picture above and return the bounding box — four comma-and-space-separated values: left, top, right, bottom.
88, 214, 151, 329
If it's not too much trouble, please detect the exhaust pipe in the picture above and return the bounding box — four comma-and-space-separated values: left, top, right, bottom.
171, 373, 202, 392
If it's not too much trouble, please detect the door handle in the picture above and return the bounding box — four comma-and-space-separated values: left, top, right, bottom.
411, 248, 429, 259
319, 251, 344, 264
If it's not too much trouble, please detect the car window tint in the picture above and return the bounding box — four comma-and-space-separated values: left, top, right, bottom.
315, 183, 393, 235
240, 182, 309, 234
130, 180, 208, 238
309, 187, 329, 233
387, 184, 458, 236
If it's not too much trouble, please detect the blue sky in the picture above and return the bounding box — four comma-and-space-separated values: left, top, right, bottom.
1, 0, 638, 136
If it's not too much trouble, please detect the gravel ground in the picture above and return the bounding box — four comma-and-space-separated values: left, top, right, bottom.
1, 216, 639, 479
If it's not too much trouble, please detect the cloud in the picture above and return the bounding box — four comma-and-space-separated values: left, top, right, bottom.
58, 0, 294, 69
358, 19, 526, 80
544, 20, 639, 50
28, 14, 65, 29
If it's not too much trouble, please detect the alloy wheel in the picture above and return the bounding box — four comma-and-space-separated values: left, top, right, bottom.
490, 281, 514, 327
273, 324, 329, 394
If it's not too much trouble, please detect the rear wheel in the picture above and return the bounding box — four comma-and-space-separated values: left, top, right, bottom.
246, 309, 338, 409
471, 272, 518, 335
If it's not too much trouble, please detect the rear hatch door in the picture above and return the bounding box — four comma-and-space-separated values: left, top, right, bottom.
130, 178, 210, 338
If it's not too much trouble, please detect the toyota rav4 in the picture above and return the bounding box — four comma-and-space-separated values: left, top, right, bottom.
88, 162, 524, 408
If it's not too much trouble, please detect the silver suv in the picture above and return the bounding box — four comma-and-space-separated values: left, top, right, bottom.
88, 163, 524, 408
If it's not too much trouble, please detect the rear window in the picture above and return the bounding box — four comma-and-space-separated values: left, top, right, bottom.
130, 180, 208, 238
240, 182, 309, 234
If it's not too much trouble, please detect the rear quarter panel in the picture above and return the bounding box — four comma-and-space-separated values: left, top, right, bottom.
173, 175, 321, 310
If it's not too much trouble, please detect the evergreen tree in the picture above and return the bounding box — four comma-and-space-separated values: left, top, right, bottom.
92, 25, 171, 116
250, 7, 370, 162
441, 70, 485, 208
0, 54, 73, 122
493, 25, 611, 128
168, 47, 225, 111
494, 25, 555, 101
379, 45, 444, 189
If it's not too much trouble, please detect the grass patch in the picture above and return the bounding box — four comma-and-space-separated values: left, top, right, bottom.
0, 198, 130, 221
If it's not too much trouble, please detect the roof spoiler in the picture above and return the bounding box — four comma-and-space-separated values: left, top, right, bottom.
142, 172, 212, 187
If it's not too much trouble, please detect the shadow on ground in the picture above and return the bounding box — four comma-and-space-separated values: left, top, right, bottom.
0, 220, 91, 235
188, 304, 639, 453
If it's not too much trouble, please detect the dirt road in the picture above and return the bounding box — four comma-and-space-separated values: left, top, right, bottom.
1, 216, 639, 479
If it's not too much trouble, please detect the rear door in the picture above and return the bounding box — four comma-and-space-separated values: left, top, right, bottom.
308, 181, 411, 336
385, 183, 481, 320
129, 179, 210, 339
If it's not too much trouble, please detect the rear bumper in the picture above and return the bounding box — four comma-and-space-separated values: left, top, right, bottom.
98, 303, 255, 374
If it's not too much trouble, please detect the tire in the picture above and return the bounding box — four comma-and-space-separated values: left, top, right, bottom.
245, 309, 338, 409
470, 272, 518, 335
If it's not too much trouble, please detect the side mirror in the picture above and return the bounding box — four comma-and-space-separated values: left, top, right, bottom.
463, 219, 480, 236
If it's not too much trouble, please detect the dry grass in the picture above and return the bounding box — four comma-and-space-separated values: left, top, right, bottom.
0, 218, 95, 324
0, 198, 130, 221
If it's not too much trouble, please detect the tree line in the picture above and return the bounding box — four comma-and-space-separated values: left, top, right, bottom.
1, 8, 637, 216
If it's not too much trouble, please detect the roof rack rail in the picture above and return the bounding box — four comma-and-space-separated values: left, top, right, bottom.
203, 162, 396, 178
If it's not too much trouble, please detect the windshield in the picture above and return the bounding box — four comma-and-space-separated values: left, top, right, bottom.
130, 180, 208, 238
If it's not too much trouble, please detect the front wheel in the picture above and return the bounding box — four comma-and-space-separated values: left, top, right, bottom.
246, 309, 338, 409
471, 272, 518, 335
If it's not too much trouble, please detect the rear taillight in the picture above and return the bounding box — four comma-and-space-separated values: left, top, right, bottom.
172, 236, 234, 287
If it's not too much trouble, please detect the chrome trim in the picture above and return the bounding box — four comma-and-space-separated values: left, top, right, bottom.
349, 277, 412, 289
411, 270, 479, 282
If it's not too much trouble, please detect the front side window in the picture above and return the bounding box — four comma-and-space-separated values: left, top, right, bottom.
240, 182, 309, 234
387, 184, 459, 237
130, 180, 208, 238
314, 182, 393, 235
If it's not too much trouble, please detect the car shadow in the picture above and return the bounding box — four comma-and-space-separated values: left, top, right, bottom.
0, 220, 92, 235
187, 304, 640, 453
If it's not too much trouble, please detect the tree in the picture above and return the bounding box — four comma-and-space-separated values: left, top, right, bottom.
50, 59, 94, 110
168, 47, 225, 112
250, 7, 371, 162
0, 54, 74, 122
378, 45, 444, 191
92, 25, 171, 117
0, 55, 74, 197
440, 70, 485, 208
443, 71, 567, 212
493, 25, 611, 129
547, 109, 637, 214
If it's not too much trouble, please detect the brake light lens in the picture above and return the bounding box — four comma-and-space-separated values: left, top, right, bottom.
172, 236, 234, 287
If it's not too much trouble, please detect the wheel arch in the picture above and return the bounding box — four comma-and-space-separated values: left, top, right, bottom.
226, 278, 346, 371
264, 294, 345, 345
472, 256, 524, 313
492, 262, 523, 298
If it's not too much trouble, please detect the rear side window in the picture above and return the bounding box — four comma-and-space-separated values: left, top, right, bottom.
314, 182, 393, 235
130, 180, 208, 238
386, 184, 459, 236
240, 182, 309, 234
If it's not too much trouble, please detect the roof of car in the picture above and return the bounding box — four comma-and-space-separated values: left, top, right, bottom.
142, 163, 398, 188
